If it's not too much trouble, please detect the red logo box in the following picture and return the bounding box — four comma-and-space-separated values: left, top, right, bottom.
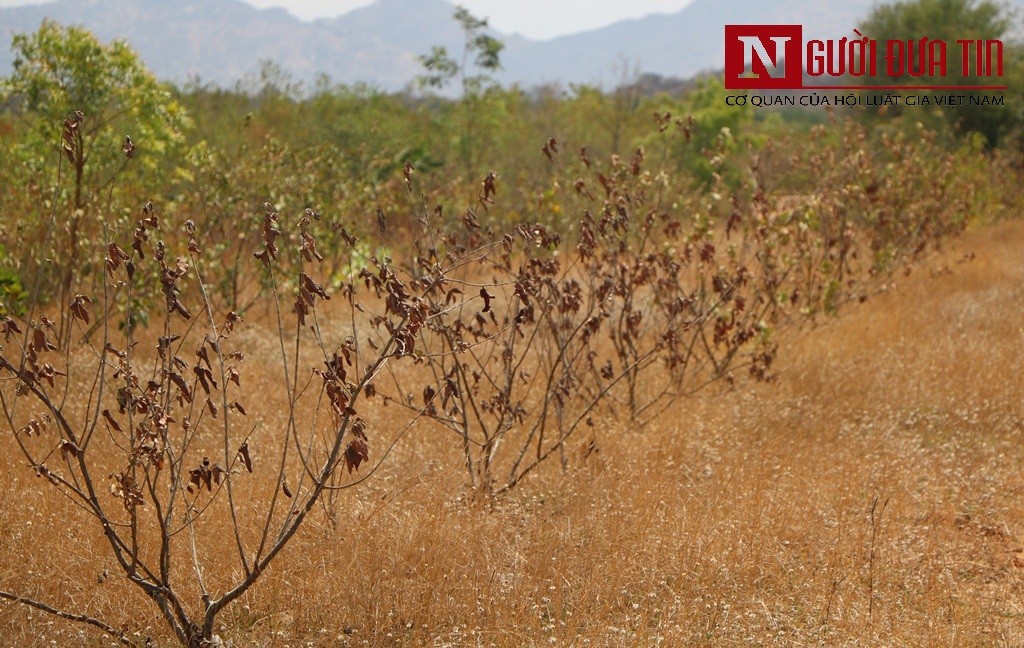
724, 25, 803, 89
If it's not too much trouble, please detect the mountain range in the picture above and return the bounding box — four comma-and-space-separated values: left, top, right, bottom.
0, 0, 1020, 91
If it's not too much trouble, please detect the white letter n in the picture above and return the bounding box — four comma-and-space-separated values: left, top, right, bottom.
738, 36, 790, 78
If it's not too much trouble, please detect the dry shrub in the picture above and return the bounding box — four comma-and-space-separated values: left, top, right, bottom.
0, 112, 1008, 645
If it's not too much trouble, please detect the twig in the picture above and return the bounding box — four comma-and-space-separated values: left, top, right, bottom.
0, 589, 138, 645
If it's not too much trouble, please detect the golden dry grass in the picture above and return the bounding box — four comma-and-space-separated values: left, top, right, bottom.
2, 220, 1024, 646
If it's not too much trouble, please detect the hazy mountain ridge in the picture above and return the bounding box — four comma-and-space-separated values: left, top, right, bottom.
0, 0, 1020, 91
0, 0, 465, 89
499, 0, 880, 86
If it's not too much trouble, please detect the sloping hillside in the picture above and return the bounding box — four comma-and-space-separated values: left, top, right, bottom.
6, 0, 1018, 89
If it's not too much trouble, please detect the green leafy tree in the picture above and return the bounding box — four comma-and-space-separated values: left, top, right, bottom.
418, 6, 504, 94
565, 78, 643, 156
0, 20, 190, 304
643, 78, 753, 186
417, 5, 506, 175
859, 0, 1021, 144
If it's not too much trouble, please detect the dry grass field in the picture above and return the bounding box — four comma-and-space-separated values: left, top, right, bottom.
1, 218, 1023, 646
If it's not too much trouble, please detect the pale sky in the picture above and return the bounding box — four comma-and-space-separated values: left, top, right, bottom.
0, 0, 697, 40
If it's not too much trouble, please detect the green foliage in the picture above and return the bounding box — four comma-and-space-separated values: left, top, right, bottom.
454, 8, 504, 77
418, 5, 508, 175
0, 248, 27, 316
0, 20, 191, 312
655, 77, 754, 185
418, 46, 461, 90
563, 81, 644, 155
2, 20, 190, 192
859, 0, 1022, 144
332, 240, 391, 287
0, 14, 1020, 322
418, 5, 505, 94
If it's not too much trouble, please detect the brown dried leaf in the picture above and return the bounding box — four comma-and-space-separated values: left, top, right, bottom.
344, 437, 369, 474
106, 243, 130, 276
32, 328, 57, 352
480, 171, 498, 205
169, 372, 193, 403
301, 273, 330, 302
196, 346, 212, 370
236, 441, 253, 473
101, 409, 123, 433
1, 317, 22, 342
70, 295, 92, 324
59, 439, 81, 460
18, 416, 48, 437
